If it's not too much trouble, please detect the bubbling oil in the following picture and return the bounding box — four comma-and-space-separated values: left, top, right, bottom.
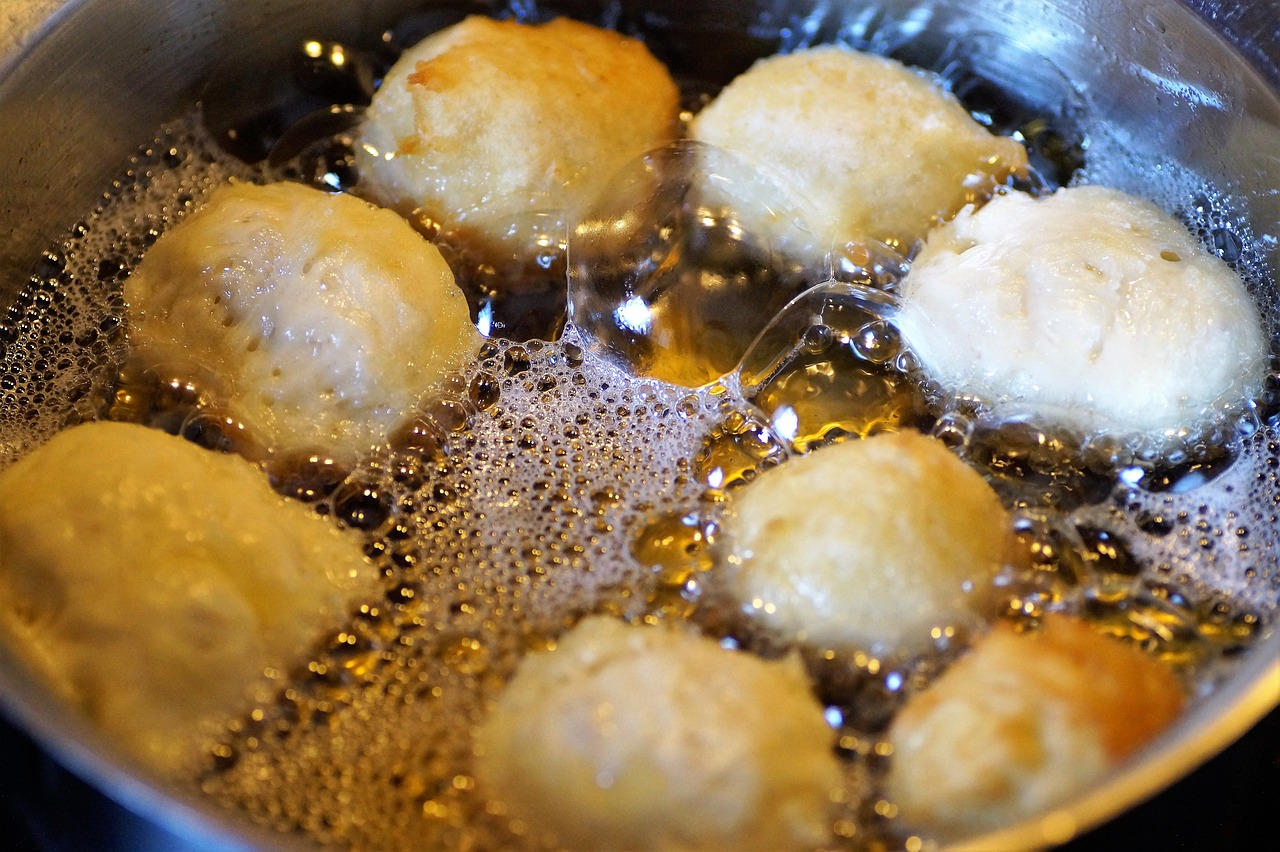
0, 16, 1279, 852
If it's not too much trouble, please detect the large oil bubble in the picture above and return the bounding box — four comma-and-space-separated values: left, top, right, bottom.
568, 141, 830, 388
435, 206, 570, 341
737, 280, 927, 453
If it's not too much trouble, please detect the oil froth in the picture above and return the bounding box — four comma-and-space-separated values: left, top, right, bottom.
0, 27, 1276, 852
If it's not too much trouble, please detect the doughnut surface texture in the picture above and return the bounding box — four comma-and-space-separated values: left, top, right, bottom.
721, 430, 1010, 653
896, 185, 1268, 438
0, 422, 378, 773
477, 616, 840, 850
690, 45, 1028, 250
125, 180, 479, 461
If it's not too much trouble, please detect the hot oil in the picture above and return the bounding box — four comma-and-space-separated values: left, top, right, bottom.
188, 330, 732, 850
0, 14, 1278, 852
748, 308, 929, 454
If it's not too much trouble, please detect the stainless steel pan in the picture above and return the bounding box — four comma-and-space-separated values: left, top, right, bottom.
1, 1, 1277, 849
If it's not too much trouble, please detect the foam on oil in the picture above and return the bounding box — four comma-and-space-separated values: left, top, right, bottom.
0, 18, 1277, 852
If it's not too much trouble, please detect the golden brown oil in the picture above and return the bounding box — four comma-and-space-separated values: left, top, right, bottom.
0, 17, 1276, 852
753, 335, 927, 452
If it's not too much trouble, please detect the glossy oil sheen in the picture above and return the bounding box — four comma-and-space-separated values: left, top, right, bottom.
0, 2, 1277, 850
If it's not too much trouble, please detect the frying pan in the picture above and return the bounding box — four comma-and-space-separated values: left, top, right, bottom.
0, 1, 1277, 849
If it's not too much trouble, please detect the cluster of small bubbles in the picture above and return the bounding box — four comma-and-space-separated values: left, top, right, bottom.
960, 421, 1117, 512
912, 353, 1279, 701
1175, 192, 1261, 280
982, 424, 1278, 691
1082, 426, 1280, 621
196, 329, 737, 849
692, 406, 788, 501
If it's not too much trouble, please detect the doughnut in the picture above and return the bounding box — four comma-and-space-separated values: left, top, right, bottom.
125, 180, 479, 461
895, 185, 1268, 440
0, 421, 379, 773
690, 46, 1028, 252
356, 16, 679, 259
476, 616, 840, 850
720, 430, 1011, 654
886, 614, 1185, 840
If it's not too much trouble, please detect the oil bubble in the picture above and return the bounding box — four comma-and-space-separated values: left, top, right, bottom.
736, 281, 926, 453
568, 141, 829, 388
438, 209, 569, 342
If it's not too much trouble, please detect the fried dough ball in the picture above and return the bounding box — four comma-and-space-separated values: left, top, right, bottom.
886, 614, 1186, 841
721, 430, 1010, 654
356, 16, 679, 255
0, 422, 379, 774
689, 46, 1027, 252
125, 180, 480, 462
476, 616, 840, 850
895, 185, 1269, 441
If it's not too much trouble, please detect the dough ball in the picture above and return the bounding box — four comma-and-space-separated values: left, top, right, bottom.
356, 16, 679, 253
124, 180, 479, 462
0, 421, 380, 774
896, 185, 1269, 440
886, 614, 1185, 841
721, 430, 1010, 654
689, 46, 1028, 251
476, 616, 840, 850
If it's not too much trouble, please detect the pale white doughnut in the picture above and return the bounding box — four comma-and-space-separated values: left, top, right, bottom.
886, 614, 1185, 841
125, 180, 480, 461
476, 616, 840, 850
690, 45, 1028, 251
896, 185, 1269, 440
356, 16, 679, 254
721, 430, 1010, 654
0, 422, 379, 773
